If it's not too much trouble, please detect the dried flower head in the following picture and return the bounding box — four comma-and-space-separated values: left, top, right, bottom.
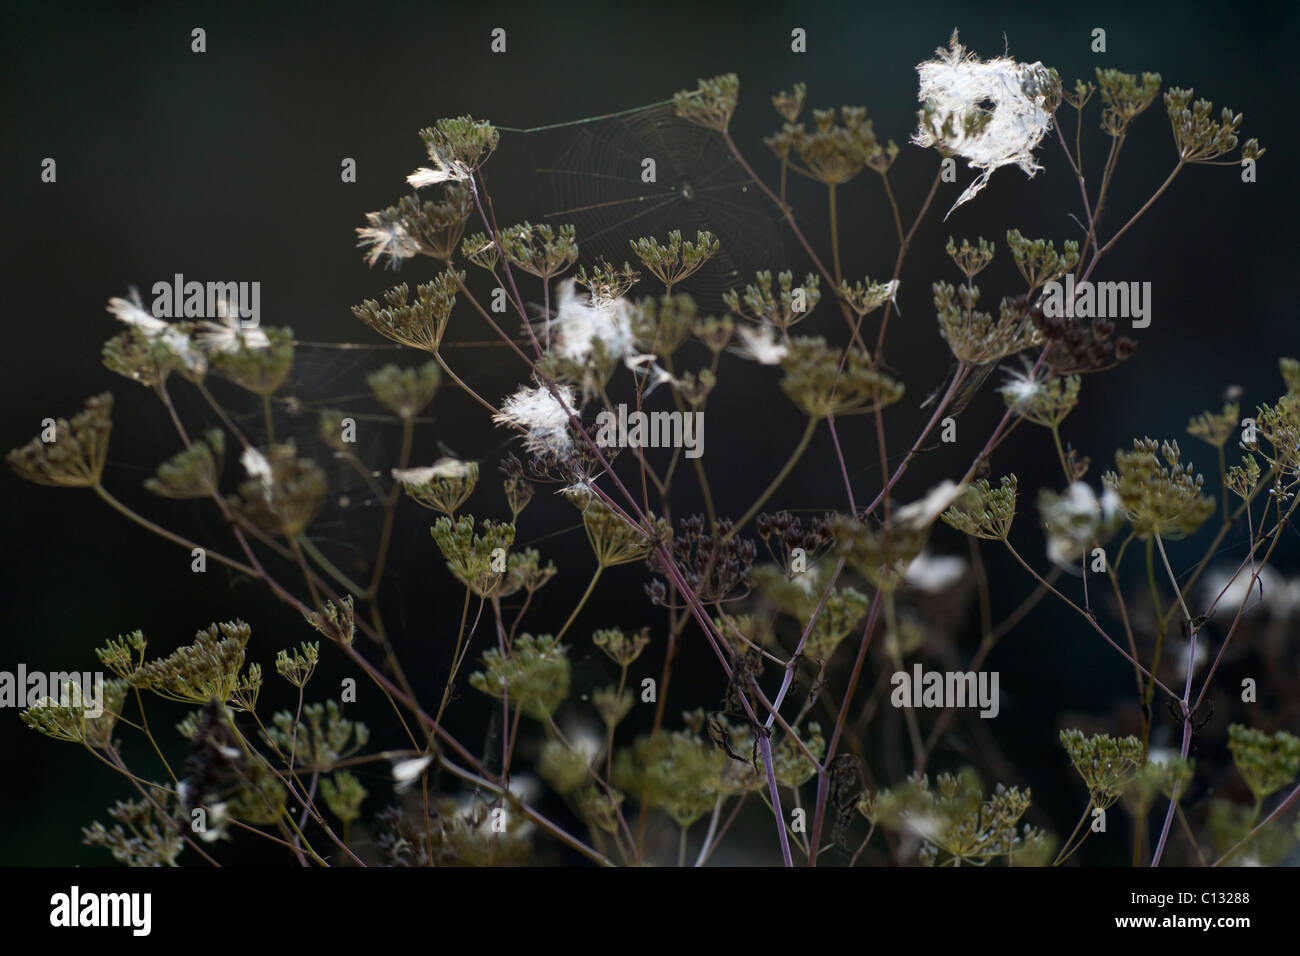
1102, 438, 1215, 539
1000, 368, 1080, 429
7, 392, 114, 488
320, 771, 368, 826
630, 229, 719, 292
1095, 68, 1162, 135
497, 547, 557, 598
130, 620, 253, 708
351, 271, 461, 353
725, 270, 821, 332
942, 475, 1018, 541
779, 337, 903, 419
573, 259, 642, 301
264, 699, 369, 772
839, 277, 899, 318
694, 314, 735, 356
274, 641, 320, 689
674, 74, 739, 132
934, 281, 1038, 365
1006, 229, 1079, 294
102, 325, 184, 387
470, 633, 570, 721
366, 360, 442, 420
790, 106, 897, 184
1228, 724, 1300, 802
431, 514, 516, 597
208, 326, 294, 396
106, 289, 208, 379
629, 292, 696, 361
303, 595, 357, 647
565, 485, 655, 568
1253, 394, 1300, 477
413, 116, 499, 181
592, 626, 652, 669
754, 510, 834, 573
1060, 729, 1144, 809
1225, 453, 1261, 501
230, 441, 328, 538
1187, 401, 1240, 449
772, 83, 807, 123
144, 429, 225, 499
21, 678, 127, 748
861, 768, 1036, 866
647, 514, 755, 603
613, 728, 729, 827
500, 221, 578, 279
394, 458, 479, 516
359, 188, 473, 265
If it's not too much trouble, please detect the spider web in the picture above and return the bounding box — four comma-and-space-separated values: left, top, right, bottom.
541, 104, 784, 309
232, 341, 415, 583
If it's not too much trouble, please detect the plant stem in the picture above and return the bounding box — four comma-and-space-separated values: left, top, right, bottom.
728, 417, 818, 538
555, 564, 603, 642
827, 182, 842, 285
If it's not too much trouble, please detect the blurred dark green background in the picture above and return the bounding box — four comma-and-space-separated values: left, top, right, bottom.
2, 0, 1297, 865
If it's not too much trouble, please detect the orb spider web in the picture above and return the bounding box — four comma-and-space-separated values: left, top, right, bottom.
247, 339, 524, 582
540, 104, 784, 309
221, 340, 418, 583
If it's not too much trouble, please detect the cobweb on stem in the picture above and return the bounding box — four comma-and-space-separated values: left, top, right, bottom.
541, 104, 783, 308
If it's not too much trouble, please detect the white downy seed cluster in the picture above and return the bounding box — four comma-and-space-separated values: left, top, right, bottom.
913, 32, 1058, 218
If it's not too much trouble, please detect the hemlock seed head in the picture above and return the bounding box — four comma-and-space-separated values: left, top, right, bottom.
630, 229, 719, 291
1060, 729, 1144, 809
415, 116, 499, 178
942, 475, 1018, 541
1095, 68, 1162, 135
367, 360, 442, 419
501, 221, 578, 279
145, 428, 225, 499
673, 74, 739, 132
1102, 438, 1215, 539
1228, 724, 1300, 802
208, 325, 293, 395
394, 458, 479, 516
724, 269, 821, 332
351, 271, 461, 352
7, 392, 114, 488
469, 633, 570, 721
779, 337, 902, 419
771, 83, 807, 123
1188, 401, 1240, 448
232, 441, 327, 537
431, 514, 515, 596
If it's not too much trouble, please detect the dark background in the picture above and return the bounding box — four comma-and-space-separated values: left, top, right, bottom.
2, 0, 1297, 865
